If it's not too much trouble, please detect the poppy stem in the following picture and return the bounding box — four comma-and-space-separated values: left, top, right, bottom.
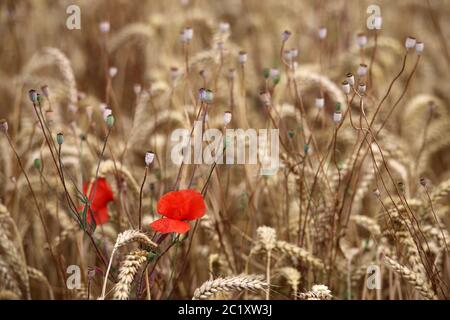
138, 166, 149, 231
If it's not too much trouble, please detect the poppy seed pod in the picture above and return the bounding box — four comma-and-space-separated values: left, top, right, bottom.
358, 83, 367, 95
357, 64, 368, 77
333, 111, 342, 123
170, 67, 180, 82
106, 114, 115, 128
373, 188, 380, 197
260, 91, 271, 106
405, 36, 416, 49
145, 151, 155, 166
415, 42, 424, 54
356, 33, 367, 48
56, 132, 64, 145
282, 30, 291, 41
315, 97, 325, 109
28, 89, 38, 104
102, 108, 112, 121
238, 51, 247, 64
346, 73, 355, 86
223, 111, 232, 125
205, 89, 214, 103
219, 22, 230, 33
318, 27, 327, 39
41, 85, 50, 98
133, 84, 142, 95
99, 21, 110, 33
269, 68, 280, 79
419, 177, 427, 187
181, 27, 193, 42
342, 80, 350, 95
108, 67, 118, 78
0, 119, 8, 133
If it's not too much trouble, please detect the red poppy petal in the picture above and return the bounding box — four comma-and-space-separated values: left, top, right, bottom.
86, 206, 109, 225
156, 191, 184, 220
150, 218, 191, 234
179, 189, 206, 220
83, 178, 114, 213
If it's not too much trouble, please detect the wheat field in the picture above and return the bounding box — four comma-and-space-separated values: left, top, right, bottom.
0, 0, 449, 300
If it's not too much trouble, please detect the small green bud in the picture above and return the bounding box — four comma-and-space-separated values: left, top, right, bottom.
288, 130, 295, 139
273, 75, 281, 85
263, 68, 270, 79
34, 158, 42, 171
106, 114, 114, 128
304, 143, 309, 153
335, 102, 341, 112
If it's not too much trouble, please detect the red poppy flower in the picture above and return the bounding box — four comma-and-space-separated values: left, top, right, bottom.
81, 178, 114, 225
150, 189, 206, 234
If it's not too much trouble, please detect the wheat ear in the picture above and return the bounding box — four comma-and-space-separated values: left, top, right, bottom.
100, 230, 156, 299
383, 255, 437, 300
192, 274, 268, 300
113, 250, 148, 300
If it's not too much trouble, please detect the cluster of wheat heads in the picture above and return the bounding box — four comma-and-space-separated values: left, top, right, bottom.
0, 0, 450, 300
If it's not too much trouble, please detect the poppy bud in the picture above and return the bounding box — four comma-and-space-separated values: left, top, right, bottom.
0, 119, 8, 133
145, 151, 155, 166
263, 68, 270, 79
318, 27, 327, 39
356, 32, 367, 48
223, 111, 232, 125
56, 132, 64, 145
304, 143, 310, 154
415, 42, 424, 54
405, 36, 416, 49
238, 51, 247, 64
357, 64, 368, 77
342, 80, 350, 95
106, 114, 114, 128
282, 30, 291, 41
99, 21, 110, 33
29, 89, 38, 104
315, 97, 325, 109
288, 130, 295, 139
346, 73, 355, 86
34, 158, 42, 171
